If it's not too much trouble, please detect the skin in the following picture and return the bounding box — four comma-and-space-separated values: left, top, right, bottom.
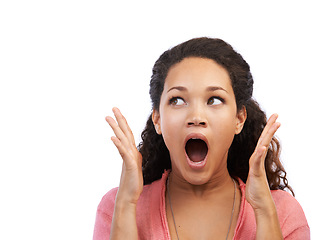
152, 57, 246, 188
107, 57, 283, 239
152, 58, 245, 239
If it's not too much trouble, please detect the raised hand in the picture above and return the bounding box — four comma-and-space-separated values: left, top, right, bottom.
245, 114, 284, 238
106, 107, 143, 205
245, 114, 281, 212
245, 113, 283, 239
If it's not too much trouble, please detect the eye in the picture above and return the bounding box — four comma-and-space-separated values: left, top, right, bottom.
169, 97, 186, 106
207, 97, 223, 106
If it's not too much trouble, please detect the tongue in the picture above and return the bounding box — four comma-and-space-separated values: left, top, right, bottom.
186, 139, 208, 162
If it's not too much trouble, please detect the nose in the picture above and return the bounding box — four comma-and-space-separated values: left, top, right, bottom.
187, 105, 207, 127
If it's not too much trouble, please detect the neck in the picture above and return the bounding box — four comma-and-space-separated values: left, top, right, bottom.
168, 169, 234, 198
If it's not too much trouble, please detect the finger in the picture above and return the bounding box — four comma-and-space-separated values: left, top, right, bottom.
259, 121, 281, 150
249, 146, 267, 176
109, 123, 140, 170
110, 136, 128, 159
113, 107, 135, 143
256, 114, 280, 149
112, 107, 136, 146
251, 122, 280, 169
257, 114, 278, 146
106, 116, 131, 148
251, 114, 280, 173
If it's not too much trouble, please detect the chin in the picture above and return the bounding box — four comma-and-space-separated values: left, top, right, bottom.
182, 170, 212, 185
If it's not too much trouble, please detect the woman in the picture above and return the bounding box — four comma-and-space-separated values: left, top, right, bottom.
93, 37, 309, 239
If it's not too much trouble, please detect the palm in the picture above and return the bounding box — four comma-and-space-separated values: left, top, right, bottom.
106, 107, 143, 204
245, 114, 280, 211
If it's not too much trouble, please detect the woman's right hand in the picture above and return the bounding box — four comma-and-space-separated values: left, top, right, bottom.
106, 107, 143, 205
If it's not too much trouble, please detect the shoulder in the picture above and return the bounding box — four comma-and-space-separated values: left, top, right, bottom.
95, 183, 155, 218
93, 187, 118, 240
236, 179, 310, 239
96, 170, 168, 218
271, 190, 302, 211
96, 187, 118, 217
93, 172, 169, 240
271, 190, 310, 238
271, 189, 306, 222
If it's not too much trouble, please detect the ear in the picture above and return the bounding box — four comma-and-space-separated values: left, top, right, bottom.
235, 106, 247, 135
152, 109, 162, 135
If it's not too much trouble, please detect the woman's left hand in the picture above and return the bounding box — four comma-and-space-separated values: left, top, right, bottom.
246, 114, 284, 239
245, 113, 281, 213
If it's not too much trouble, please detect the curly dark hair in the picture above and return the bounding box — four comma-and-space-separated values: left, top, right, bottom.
138, 37, 294, 195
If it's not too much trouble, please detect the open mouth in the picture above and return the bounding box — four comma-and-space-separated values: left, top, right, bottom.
185, 139, 208, 162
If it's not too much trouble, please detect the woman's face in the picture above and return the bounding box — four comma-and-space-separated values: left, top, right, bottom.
153, 57, 246, 185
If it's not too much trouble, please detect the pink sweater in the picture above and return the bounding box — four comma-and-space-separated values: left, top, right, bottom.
93, 171, 309, 239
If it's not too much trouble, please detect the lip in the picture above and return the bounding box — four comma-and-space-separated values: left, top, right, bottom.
184, 133, 209, 170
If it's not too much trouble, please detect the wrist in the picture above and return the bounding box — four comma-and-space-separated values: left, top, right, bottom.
253, 199, 277, 219
110, 197, 138, 240
115, 185, 141, 206
115, 194, 138, 210
254, 205, 278, 225
254, 202, 283, 240
112, 198, 137, 226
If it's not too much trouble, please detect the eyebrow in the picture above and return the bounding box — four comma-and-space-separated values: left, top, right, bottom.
167, 86, 228, 93
167, 86, 187, 93
206, 86, 228, 93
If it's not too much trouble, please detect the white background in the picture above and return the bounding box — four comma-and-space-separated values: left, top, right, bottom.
0, 1, 324, 239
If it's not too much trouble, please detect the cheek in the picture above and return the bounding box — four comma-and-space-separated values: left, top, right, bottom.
160, 110, 183, 134
160, 112, 184, 151
209, 113, 237, 141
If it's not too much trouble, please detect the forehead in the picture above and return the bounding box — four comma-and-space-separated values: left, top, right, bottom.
164, 57, 232, 91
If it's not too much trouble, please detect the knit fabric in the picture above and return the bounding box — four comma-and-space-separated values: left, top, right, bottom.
93, 171, 309, 239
